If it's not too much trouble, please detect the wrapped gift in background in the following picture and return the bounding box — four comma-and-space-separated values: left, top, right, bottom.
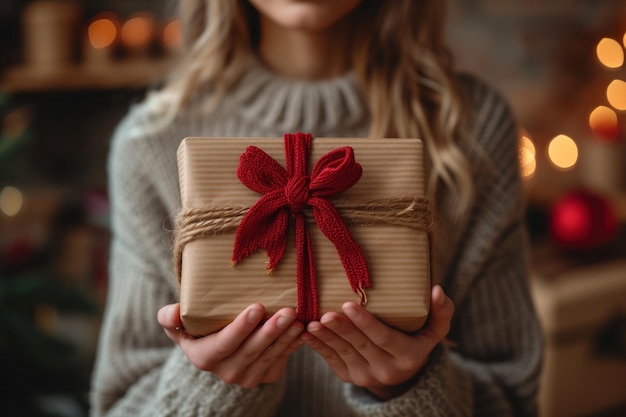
174, 133, 432, 336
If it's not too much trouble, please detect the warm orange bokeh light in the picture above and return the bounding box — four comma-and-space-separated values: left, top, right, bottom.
121, 14, 156, 49
547, 134, 578, 170
88, 18, 118, 49
0, 186, 23, 217
589, 106, 619, 141
596, 38, 624, 69
520, 135, 536, 179
607, 79, 626, 111
163, 19, 182, 50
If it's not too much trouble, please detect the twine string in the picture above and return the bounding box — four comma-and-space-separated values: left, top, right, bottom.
173, 195, 432, 284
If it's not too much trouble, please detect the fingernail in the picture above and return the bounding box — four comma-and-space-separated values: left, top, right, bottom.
436, 287, 446, 307
157, 306, 166, 323
307, 323, 321, 333
288, 325, 302, 337
167, 305, 178, 323
343, 302, 359, 320
320, 314, 337, 327
247, 307, 263, 324
277, 314, 295, 329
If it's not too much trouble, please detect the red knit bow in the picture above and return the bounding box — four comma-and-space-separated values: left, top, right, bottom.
232, 132, 371, 324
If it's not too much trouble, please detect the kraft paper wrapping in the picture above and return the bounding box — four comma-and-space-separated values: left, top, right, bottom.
176, 137, 431, 336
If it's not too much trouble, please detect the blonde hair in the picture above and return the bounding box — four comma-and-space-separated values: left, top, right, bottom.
161, 0, 473, 216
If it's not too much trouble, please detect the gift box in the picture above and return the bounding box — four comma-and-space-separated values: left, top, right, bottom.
174, 133, 432, 336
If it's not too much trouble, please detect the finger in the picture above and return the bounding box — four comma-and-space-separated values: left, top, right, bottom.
257, 320, 304, 361
157, 303, 185, 344
284, 336, 305, 356
342, 302, 409, 357
182, 304, 265, 370
260, 355, 290, 384
258, 337, 305, 384
319, 309, 391, 365
419, 285, 455, 343
222, 308, 298, 368
246, 320, 303, 372
300, 326, 350, 381
306, 318, 368, 378
242, 320, 304, 387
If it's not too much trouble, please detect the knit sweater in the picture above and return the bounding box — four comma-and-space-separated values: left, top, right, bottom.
90, 61, 543, 417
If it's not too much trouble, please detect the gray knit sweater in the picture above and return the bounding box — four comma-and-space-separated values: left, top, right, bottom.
90, 62, 542, 416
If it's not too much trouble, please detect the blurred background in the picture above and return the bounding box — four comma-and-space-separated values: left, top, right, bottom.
0, 1, 625, 416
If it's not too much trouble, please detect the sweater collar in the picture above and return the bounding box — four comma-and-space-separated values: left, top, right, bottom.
229, 57, 368, 134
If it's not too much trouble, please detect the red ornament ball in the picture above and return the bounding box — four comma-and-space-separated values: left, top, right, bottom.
550, 190, 619, 250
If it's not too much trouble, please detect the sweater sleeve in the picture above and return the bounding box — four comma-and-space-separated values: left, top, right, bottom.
342, 78, 543, 416
89, 108, 285, 417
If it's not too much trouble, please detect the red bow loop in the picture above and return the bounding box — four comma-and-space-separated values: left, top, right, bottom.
310, 147, 362, 196
237, 146, 288, 194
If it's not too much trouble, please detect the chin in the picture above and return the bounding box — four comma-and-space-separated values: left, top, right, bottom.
250, 0, 363, 31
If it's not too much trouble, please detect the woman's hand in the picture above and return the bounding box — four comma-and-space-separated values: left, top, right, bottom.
158, 303, 304, 389
300, 285, 454, 401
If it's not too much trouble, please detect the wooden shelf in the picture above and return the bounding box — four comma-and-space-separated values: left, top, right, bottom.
0, 58, 175, 93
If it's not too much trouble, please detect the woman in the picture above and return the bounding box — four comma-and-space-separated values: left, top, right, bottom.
90, 1, 543, 416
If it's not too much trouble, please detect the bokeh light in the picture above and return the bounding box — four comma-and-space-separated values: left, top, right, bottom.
589, 105, 619, 141
520, 134, 536, 179
162, 19, 182, 51
606, 79, 626, 110
88, 17, 118, 49
596, 37, 624, 69
0, 186, 24, 217
547, 134, 578, 170
120, 14, 156, 50
551, 197, 591, 244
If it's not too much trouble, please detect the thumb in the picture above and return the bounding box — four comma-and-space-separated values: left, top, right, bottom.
421, 285, 455, 343
158, 303, 185, 343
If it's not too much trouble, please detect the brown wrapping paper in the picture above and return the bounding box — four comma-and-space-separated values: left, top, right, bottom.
176, 137, 431, 336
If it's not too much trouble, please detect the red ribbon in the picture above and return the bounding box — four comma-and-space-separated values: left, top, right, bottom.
231, 132, 371, 324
